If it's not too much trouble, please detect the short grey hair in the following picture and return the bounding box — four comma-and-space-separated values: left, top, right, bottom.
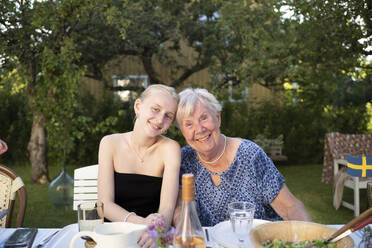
176, 88, 222, 126
140, 84, 179, 103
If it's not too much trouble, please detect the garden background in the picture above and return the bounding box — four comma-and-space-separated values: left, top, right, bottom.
0, 0, 371, 227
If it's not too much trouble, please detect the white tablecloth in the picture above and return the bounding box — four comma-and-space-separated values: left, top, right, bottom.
0, 224, 80, 248
0, 224, 365, 248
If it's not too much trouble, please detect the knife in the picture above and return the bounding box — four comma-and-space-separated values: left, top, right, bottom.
327, 207, 372, 242
331, 215, 372, 243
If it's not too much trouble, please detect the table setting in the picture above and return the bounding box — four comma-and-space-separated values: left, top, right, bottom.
0, 221, 369, 248
0, 200, 371, 248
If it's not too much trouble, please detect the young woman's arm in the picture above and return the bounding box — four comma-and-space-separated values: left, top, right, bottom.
158, 140, 181, 230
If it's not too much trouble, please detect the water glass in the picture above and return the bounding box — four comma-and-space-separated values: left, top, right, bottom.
228, 202, 255, 247
78, 201, 104, 241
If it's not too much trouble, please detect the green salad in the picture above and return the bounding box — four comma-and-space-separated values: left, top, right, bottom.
261, 238, 337, 248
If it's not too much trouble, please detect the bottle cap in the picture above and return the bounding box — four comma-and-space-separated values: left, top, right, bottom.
182, 173, 194, 202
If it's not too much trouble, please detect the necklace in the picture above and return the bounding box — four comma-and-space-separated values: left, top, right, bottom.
129, 133, 149, 164
197, 135, 227, 164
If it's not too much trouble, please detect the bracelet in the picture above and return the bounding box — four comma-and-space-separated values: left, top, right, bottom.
124, 212, 135, 222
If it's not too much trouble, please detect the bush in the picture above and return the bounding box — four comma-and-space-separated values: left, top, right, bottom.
64, 92, 136, 167
1, 82, 369, 168
220, 97, 369, 164
0, 88, 31, 163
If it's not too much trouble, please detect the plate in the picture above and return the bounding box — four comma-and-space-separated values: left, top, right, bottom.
210, 219, 270, 248
47, 223, 85, 248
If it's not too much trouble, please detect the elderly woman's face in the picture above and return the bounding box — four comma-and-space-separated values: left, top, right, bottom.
179, 101, 221, 154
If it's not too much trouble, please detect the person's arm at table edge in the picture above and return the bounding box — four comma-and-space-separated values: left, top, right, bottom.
270, 184, 313, 222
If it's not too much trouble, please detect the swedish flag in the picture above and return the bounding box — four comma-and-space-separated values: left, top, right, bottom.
346, 154, 372, 177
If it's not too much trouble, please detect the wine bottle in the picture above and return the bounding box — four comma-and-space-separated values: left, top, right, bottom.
173, 173, 206, 248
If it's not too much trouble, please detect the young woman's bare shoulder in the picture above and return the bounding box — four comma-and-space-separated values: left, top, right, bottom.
100, 133, 126, 147
159, 136, 180, 151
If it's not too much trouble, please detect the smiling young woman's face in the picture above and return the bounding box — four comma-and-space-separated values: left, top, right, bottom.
179, 101, 221, 155
135, 90, 177, 137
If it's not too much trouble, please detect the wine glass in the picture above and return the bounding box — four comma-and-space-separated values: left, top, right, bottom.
228, 202, 255, 248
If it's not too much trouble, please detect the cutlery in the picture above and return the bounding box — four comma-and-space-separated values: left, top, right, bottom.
330, 216, 372, 243
0, 209, 8, 219
327, 207, 372, 243
36, 230, 59, 248
204, 228, 213, 248
205, 228, 210, 242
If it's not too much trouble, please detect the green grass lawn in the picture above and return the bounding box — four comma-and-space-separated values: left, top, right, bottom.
278, 164, 359, 224
4, 162, 362, 228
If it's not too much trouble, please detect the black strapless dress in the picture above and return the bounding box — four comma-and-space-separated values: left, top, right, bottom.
113, 172, 163, 218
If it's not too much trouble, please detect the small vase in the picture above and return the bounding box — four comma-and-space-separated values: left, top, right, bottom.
48, 169, 74, 210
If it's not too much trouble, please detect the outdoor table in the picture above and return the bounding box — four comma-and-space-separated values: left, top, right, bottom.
0, 224, 366, 248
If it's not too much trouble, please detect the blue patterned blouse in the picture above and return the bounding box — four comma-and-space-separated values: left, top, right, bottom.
180, 139, 285, 226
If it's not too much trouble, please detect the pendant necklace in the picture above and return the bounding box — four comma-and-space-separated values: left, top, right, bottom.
129, 133, 149, 164
197, 135, 227, 164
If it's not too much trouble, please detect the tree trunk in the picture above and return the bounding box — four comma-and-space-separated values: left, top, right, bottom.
27, 114, 49, 184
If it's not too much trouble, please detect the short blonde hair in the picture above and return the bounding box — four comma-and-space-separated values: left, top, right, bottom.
139, 84, 179, 103
176, 88, 222, 126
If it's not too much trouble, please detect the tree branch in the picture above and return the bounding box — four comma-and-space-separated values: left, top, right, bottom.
170, 61, 209, 88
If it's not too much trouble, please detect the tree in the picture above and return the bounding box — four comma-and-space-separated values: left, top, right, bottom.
102, 0, 225, 88
0, 0, 89, 183
210, 0, 371, 90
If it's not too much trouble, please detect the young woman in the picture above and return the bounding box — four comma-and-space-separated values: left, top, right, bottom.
98, 84, 181, 248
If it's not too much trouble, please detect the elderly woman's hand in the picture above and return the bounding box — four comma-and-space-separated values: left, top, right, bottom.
0, 139, 7, 155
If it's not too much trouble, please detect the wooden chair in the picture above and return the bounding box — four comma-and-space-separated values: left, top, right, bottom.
73, 164, 98, 210
0, 165, 27, 227
333, 159, 372, 216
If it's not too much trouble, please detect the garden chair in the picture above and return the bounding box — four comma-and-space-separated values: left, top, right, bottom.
73, 164, 98, 210
333, 158, 372, 216
0, 165, 27, 227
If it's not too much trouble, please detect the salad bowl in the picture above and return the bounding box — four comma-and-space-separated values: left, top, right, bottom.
249, 221, 354, 248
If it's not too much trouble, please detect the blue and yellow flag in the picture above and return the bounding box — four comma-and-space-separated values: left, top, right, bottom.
346, 154, 372, 177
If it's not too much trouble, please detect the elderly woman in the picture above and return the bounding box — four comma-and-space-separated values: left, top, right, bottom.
173, 88, 312, 227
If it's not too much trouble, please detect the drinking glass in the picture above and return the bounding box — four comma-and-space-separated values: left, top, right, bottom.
78, 201, 104, 243
228, 201, 255, 248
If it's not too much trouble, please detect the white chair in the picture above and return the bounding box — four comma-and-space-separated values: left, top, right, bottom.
73, 164, 98, 210
333, 159, 372, 216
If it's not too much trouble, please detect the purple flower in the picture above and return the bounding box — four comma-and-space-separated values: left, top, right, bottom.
146, 220, 175, 247
147, 223, 156, 230
147, 228, 159, 238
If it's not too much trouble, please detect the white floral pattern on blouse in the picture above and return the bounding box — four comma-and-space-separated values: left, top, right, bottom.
180, 139, 285, 226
